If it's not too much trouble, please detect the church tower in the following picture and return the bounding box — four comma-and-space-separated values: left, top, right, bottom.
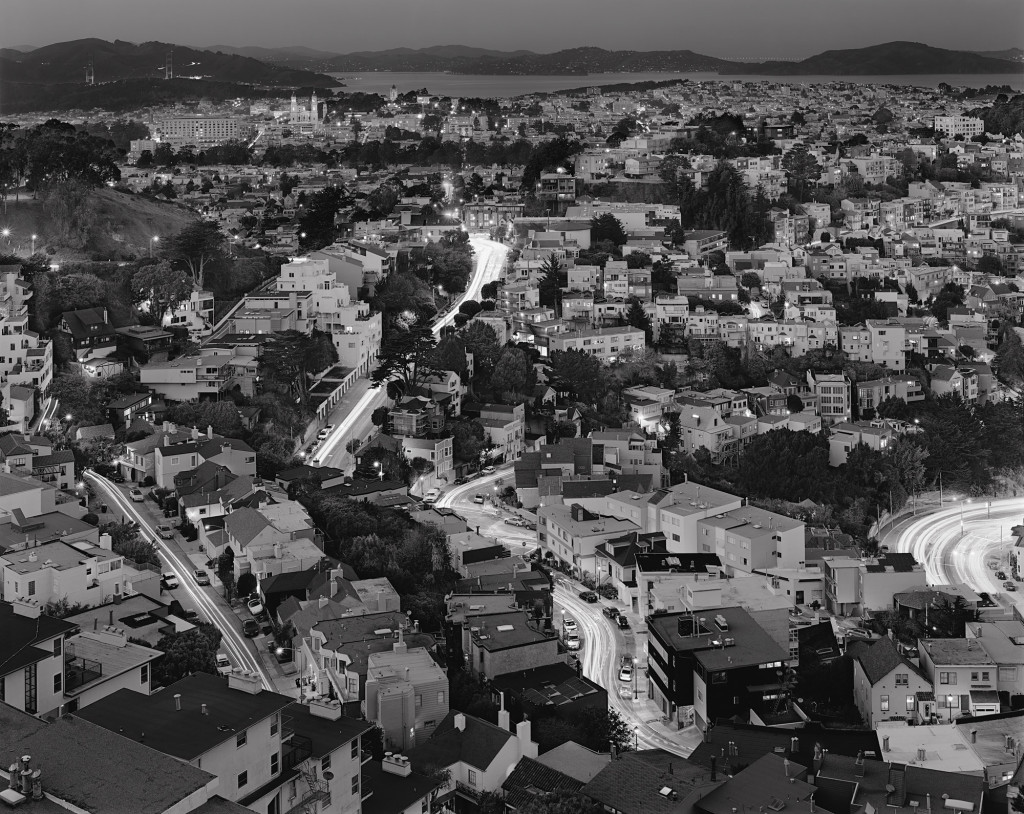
290, 93, 298, 120
389, 84, 398, 103
310, 92, 319, 124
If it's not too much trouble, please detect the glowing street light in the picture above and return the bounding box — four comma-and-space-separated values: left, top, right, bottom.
30, 234, 37, 255
149, 235, 160, 257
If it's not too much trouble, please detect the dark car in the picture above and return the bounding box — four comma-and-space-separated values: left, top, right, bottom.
579, 590, 599, 603
242, 619, 260, 638
617, 615, 631, 630
602, 606, 620, 619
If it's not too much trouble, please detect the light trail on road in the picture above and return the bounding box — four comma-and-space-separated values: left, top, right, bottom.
85, 470, 273, 689
314, 236, 508, 469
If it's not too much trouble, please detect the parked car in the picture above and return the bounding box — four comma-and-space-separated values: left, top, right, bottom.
579, 590, 599, 603
453, 477, 468, 485
473, 494, 485, 504
619, 664, 633, 683
160, 572, 179, 590
620, 654, 633, 668
423, 489, 441, 504
242, 619, 260, 637
564, 632, 581, 651
318, 426, 334, 440
525, 522, 537, 531
247, 597, 264, 616
845, 628, 873, 639
562, 618, 578, 633
109, 473, 125, 484
181, 608, 199, 623
997, 571, 1008, 581
617, 615, 630, 630
504, 517, 527, 527
193, 569, 211, 586
215, 653, 232, 676
129, 488, 145, 502
157, 524, 175, 539
1004, 581, 1017, 592
481, 465, 496, 475
602, 607, 620, 620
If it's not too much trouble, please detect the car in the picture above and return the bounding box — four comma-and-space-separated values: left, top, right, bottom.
1004, 581, 1017, 592
481, 465, 496, 475
156, 524, 175, 539
423, 489, 441, 504
564, 632, 581, 651
317, 426, 334, 440
620, 654, 634, 668
473, 494, 485, 505
602, 607, 620, 620
261, 620, 274, 635
181, 608, 200, 623
562, 618, 578, 633
109, 473, 125, 484
579, 590, 599, 603
845, 628, 873, 639
129, 488, 145, 502
247, 597, 264, 616
617, 615, 630, 630
304, 444, 316, 456
504, 517, 527, 527
193, 569, 211, 586
242, 619, 260, 637
619, 665, 633, 682
215, 653, 232, 676
525, 522, 537, 531
453, 477, 468, 485
997, 571, 1008, 581
161, 572, 179, 590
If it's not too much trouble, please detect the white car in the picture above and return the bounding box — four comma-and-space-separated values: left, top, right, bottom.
247, 597, 264, 616
161, 572, 179, 590
565, 632, 581, 651
129, 488, 145, 502
423, 489, 441, 504
562, 618, 578, 633
216, 653, 232, 676
481, 465, 496, 475
318, 425, 335, 440
619, 665, 634, 683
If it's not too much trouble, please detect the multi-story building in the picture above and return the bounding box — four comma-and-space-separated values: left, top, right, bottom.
0, 598, 77, 716
139, 347, 248, 402
623, 385, 675, 434
850, 635, 931, 727
476, 403, 526, 463
828, 420, 896, 466
58, 307, 119, 377
0, 537, 127, 609
365, 642, 449, 751
539, 325, 645, 362
162, 288, 216, 340
154, 116, 249, 148
466, 610, 559, 681
807, 371, 851, 425
916, 638, 1001, 720
538, 503, 640, 575
0, 264, 51, 398
930, 364, 980, 403
821, 553, 926, 616
676, 407, 757, 465
695, 505, 806, 575
934, 115, 985, 139
310, 240, 395, 299
856, 375, 925, 416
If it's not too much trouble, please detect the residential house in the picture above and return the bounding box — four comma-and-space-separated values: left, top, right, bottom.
807, 370, 852, 424
466, 609, 560, 681
365, 640, 448, 751
821, 553, 926, 616
538, 503, 640, 575
58, 307, 119, 377
850, 635, 931, 726
917, 638, 1001, 719
0, 537, 126, 609
930, 364, 980, 403
0, 598, 77, 716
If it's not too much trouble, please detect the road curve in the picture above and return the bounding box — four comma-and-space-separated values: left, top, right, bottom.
85, 470, 274, 689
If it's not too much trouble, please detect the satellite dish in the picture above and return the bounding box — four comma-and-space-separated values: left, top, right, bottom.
323, 771, 334, 781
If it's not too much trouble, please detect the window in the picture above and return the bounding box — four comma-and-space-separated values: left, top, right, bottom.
24, 663, 36, 714
271, 752, 279, 775
880, 695, 889, 712
468, 769, 478, 787
352, 738, 359, 760
352, 775, 359, 796
237, 771, 247, 789
437, 691, 445, 705
939, 672, 957, 685
141, 664, 149, 685
28, 581, 35, 596
271, 713, 279, 736
415, 694, 422, 708
895, 673, 908, 686
1000, 667, 1018, 682
972, 672, 979, 681
982, 671, 991, 682
237, 730, 247, 748
322, 754, 331, 773
53, 638, 62, 657
53, 672, 62, 694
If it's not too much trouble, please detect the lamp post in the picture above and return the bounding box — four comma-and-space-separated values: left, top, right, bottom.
374, 461, 383, 482
634, 726, 639, 752
30, 234, 36, 255
960, 498, 971, 534
633, 657, 638, 700
1, 228, 10, 247
150, 235, 159, 258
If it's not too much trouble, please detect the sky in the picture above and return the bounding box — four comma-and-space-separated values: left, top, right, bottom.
1, 0, 1021, 58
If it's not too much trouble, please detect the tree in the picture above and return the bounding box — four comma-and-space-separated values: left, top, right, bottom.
518, 791, 601, 814
217, 548, 236, 601
371, 322, 438, 394
133, 261, 193, 322
461, 321, 501, 380
590, 212, 627, 246
260, 330, 338, 408
452, 419, 485, 463
163, 221, 224, 288
740, 271, 762, 290
781, 143, 822, 200
151, 625, 223, 686
996, 326, 1024, 386
976, 254, 1005, 277
930, 282, 965, 324
576, 706, 631, 753
539, 253, 564, 314
549, 349, 605, 404
624, 298, 654, 345
491, 347, 536, 403
236, 572, 257, 598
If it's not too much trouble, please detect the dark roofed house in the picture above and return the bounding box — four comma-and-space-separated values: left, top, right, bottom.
583, 750, 718, 814
851, 635, 931, 726
491, 661, 608, 723
694, 754, 824, 814
0, 598, 78, 716
501, 756, 585, 811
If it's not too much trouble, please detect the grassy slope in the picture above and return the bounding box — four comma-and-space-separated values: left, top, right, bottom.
1, 187, 196, 262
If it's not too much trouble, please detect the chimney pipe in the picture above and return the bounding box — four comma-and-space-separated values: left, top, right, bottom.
174, 694, 181, 711
201, 703, 208, 715
710, 755, 717, 781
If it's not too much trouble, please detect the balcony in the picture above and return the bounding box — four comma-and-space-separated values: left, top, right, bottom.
65, 646, 103, 691
456, 782, 483, 802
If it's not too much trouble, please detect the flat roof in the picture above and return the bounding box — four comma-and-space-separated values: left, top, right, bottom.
1, 538, 119, 575
471, 610, 550, 651
647, 606, 788, 669
920, 638, 995, 666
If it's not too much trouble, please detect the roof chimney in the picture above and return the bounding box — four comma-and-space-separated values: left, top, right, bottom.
174, 694, 181, 711
201, 703, 208, 715
207, 424, 213, 440
454, 713, 467, 732
883, 736, 890, 752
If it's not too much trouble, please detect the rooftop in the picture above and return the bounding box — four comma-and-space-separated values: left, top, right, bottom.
469, 610, 551, 652
404, 710, 515, 772
647, 606, 788, 670
920, 637, 995, 666
1, 538, 118, 575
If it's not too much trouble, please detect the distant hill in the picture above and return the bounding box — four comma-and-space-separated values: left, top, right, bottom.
974, 48, 1024, 62
324, 45, 729, 74
201, 44, 344, 62
720, 41, 1024, 76
0, 38, 337, 86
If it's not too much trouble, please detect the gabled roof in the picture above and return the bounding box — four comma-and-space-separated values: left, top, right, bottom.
853, 635, 927, 685
223, 507, 272, 547
501, 756, 585, 810
404, 711, 514, 772
0, 601, 77, 677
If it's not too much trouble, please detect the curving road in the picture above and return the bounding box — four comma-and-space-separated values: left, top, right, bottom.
85, 470, 275, 690
887, 497, 1024, 610
313, 236, 508, 471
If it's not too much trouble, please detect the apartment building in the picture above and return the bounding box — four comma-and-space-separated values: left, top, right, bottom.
475, 402, 526, 463
677, 407, 757, 465
828, 421, 896, 466
365, 642, 449, 751
591, 429, 664, 483
930, 364, 980, 403
540, 325, 645, 362
140, 346, 257, 401
856, 375, 924, 416
821, 553, 926, 616
695, 505, 806, 575
466, 610, 559, 681
0, 598, 77, 716
0, 537, 127, 609
538, 503, 640, 575
623, 385, 675, 433
0, 265, 52, 398
162, 288, 216, 340
934, 115, 985, 138
155, 116, 248, 147
807, 371, 852, 424
652, 294, 689, 341
917, 638, 1001, 720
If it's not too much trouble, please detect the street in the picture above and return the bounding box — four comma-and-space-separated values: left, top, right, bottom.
314, 235, 508, 470
887, 496, 1024, 611
85, 470, 279, 691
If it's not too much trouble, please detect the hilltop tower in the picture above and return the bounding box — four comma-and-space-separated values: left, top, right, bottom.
310, 92, 319, 124
85, 59, 95, 85
389, 84, 398, 102
164, 51, 173, 80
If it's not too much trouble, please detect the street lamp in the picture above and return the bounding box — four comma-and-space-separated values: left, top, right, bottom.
633, 657, 638, 700
1, 228, 10, 247
634, 726, 639, 751
960, 498, 972, 534
374, 461, 384, 482
30, 234, 36, 255
150, 236, 159, 258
